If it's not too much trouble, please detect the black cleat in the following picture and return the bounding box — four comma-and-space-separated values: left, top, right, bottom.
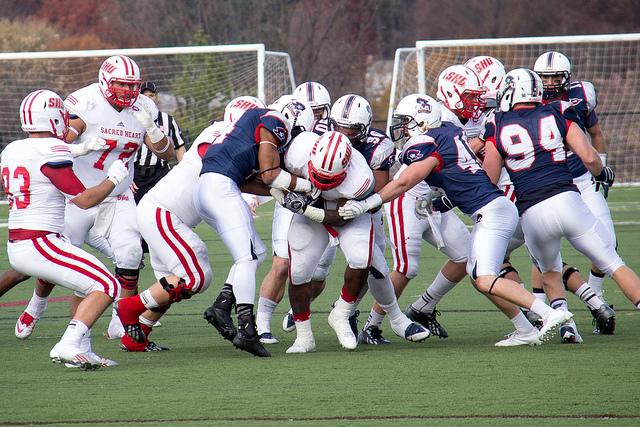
357, 325, 391, 345
348, 310, 360, 337
120, 340, 171, 352
404, 306, 448, 338
232, 313, 271, 357
591, 303, 616, 335
204, 288, 237, 341
524, 310, 544, 330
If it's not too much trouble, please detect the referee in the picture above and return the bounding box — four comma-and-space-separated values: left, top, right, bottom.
132, 81, 187, 205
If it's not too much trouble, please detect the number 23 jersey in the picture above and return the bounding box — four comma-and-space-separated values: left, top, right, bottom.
65, 83, 147, 196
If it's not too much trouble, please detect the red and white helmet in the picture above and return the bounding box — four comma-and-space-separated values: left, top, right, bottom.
329, 94, 372, 146
437, 65, 486, 120
307, 130, 352, 191
224, 95, 266, 123
465, 55, 505, 99
293, 82, 331, 119
98, 55, 142, 108
19, 89, 69, 139
533, 51, 572, 100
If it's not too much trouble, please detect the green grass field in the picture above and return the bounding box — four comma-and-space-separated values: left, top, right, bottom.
1, 188, 639, 426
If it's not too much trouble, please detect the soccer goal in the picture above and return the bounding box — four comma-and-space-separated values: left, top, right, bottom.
388, 34, 640, 184
0, 44, 296, 151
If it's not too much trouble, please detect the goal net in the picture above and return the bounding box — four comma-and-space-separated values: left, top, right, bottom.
0, 44, 296, 152
389, 34, 640, 184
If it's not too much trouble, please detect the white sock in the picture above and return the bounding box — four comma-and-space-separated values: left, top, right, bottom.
532, 289, 547, 304
411, 271, 457, 313
574, 283, 605, 311
588, 270, 606, 297
139, 315, 155, 327
295, 318, 313, 337
365, 309, 386, 329
334, 297, 355, 316
510, 311, 536, 334
140, 289, 160, 309
530, 299, 553, 318
380, 300, 411, 332
60, 319, 89, 348
256, 297, 278, 334
550, 298, 569, 312
26, 290, 48, 318
79, 328, 92, 353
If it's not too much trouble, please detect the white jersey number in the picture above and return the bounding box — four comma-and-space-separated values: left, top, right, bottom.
499, 115, 564, 171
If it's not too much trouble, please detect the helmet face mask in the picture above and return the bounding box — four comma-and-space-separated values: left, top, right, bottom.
19, 89, 70, 140
537, 71, 570, 100
390, 94, 442, 143
268, 95, 314, 153
293, 82, 331, 121
533, 51, 572, 100
329, 94, 372, 147
329, 119, 367, 146
437, 65, 486, 121
98, 56, 142, 109
307, 131, 352, 191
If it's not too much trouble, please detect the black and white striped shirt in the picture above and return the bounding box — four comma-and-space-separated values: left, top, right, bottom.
134, 111, 186, 168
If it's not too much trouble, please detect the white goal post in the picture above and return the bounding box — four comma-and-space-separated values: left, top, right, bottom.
0, 44, 296, 152
389, 34, 640, 184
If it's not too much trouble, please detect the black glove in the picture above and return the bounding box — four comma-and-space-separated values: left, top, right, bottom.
282, 191, 308, 214
594, 166, 615, 199
432, 195, 455, 213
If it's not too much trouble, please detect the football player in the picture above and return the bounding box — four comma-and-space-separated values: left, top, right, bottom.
14, 56, 174, 341
195, 96, 315, 357
2, 90, 129, 369
339, 93, 574, 346
482, 69, 640, 327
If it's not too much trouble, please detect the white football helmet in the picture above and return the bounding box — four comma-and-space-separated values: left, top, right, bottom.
499, 68, 544, 112
465, 56, 505, 107
307, 130, 352, 191
437, 64, 486, 120
98, 55, 142, 108
389, 94, 442, 142
224, 96, 266, 123
19, 89, 69, 139
533, 51, 572, 100
294, 82, 331, 120
268, 95, 315, 151
329, 94, 372, 146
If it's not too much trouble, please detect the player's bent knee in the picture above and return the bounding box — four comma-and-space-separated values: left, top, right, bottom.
160, 277, 192, 303
115, 267, 139, 291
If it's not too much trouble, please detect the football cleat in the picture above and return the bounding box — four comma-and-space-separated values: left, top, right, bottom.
590, 303, 616, 335
357, 325, 391, 345
404, 306, 448, 338
232, 313, 271, 357
204, 303, 237, 342
282, 310, 296, 333
121, 322, 147, 344
402, 322, 431, 342
106, 315, 125, 340
120, 340, 170, 352
560, 321, 584, 344
539, 309, 573, 342
328, 306, 357, 350
15, 311, 39, 339
64, 352, 119, 368
50, 342, 102, 370
524, 310, 544, 330
495, 329, 542, 347
349, 309, 360, 337
259, 332, 280, 345
286, 335, 317, 353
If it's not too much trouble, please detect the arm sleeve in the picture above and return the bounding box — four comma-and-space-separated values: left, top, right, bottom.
40, 163, 86, 196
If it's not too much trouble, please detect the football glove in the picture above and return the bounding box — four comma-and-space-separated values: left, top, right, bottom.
594, 166, 615, 199
338, 194, 382, 220
133, 102, 164, 144
432, 195, 455, 213
69, 136, 108, 157
107, 160, 128, 186
282, 191, 308, 214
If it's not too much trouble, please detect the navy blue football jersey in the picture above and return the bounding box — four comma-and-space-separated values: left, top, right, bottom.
400, 122, 502, 215
484, 101, 579, 214
543, 81, 598, 178
355, 127, 396, 171
312, 118, 329, 136
200, 108, 289, 185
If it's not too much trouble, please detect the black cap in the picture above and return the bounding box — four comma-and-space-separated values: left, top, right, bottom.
140, 81, 157, 93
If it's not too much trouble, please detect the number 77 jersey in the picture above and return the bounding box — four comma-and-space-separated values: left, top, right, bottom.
64, 83, 146, 196
483, 101, 580, 215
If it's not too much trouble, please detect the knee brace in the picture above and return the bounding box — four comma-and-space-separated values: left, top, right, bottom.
159, 277, 191, 304
115, 267, 139, 291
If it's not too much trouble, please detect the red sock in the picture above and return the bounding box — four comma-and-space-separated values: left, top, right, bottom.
340, 287, 358, 304
141, 323, 152, 338
121, 333, 148, 352
293, 311, 311, 322
116, 295, 146, 324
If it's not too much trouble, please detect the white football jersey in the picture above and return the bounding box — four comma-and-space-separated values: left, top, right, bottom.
1, 137, 74, 232
284, 131, 375, 201
147, 120, 230, 228
440, 104, 486, 138
65, 83, 147, 196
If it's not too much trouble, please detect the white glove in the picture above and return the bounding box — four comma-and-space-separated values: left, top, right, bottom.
414, 197, 432, 220
106, 160, 128, 186
69, 136, 108, 157
338, 193, 382, 220
133, 103, 164, 143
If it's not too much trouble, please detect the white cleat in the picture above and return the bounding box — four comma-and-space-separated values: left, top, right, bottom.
328, 307, 357, 350
282, 309, 296, 333
539, 309, 573, 342
286, 336, 316, 354
495, 329, 542, 347
15, 311, 39, 339
560, 320, 583, 344
50, 342, 103, 370
259, 332, 280, 344
106, 315, 125, 340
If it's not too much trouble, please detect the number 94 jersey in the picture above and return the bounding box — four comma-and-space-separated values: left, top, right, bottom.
483, 101, 579, 214
400, 122, 502, 216
64, 83, 147, 196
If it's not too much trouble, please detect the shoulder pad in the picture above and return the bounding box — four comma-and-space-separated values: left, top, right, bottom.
284, 131, 317, 177
367, 133, 395, 170
569, 81, 597, 113
440, 106, 463, 128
